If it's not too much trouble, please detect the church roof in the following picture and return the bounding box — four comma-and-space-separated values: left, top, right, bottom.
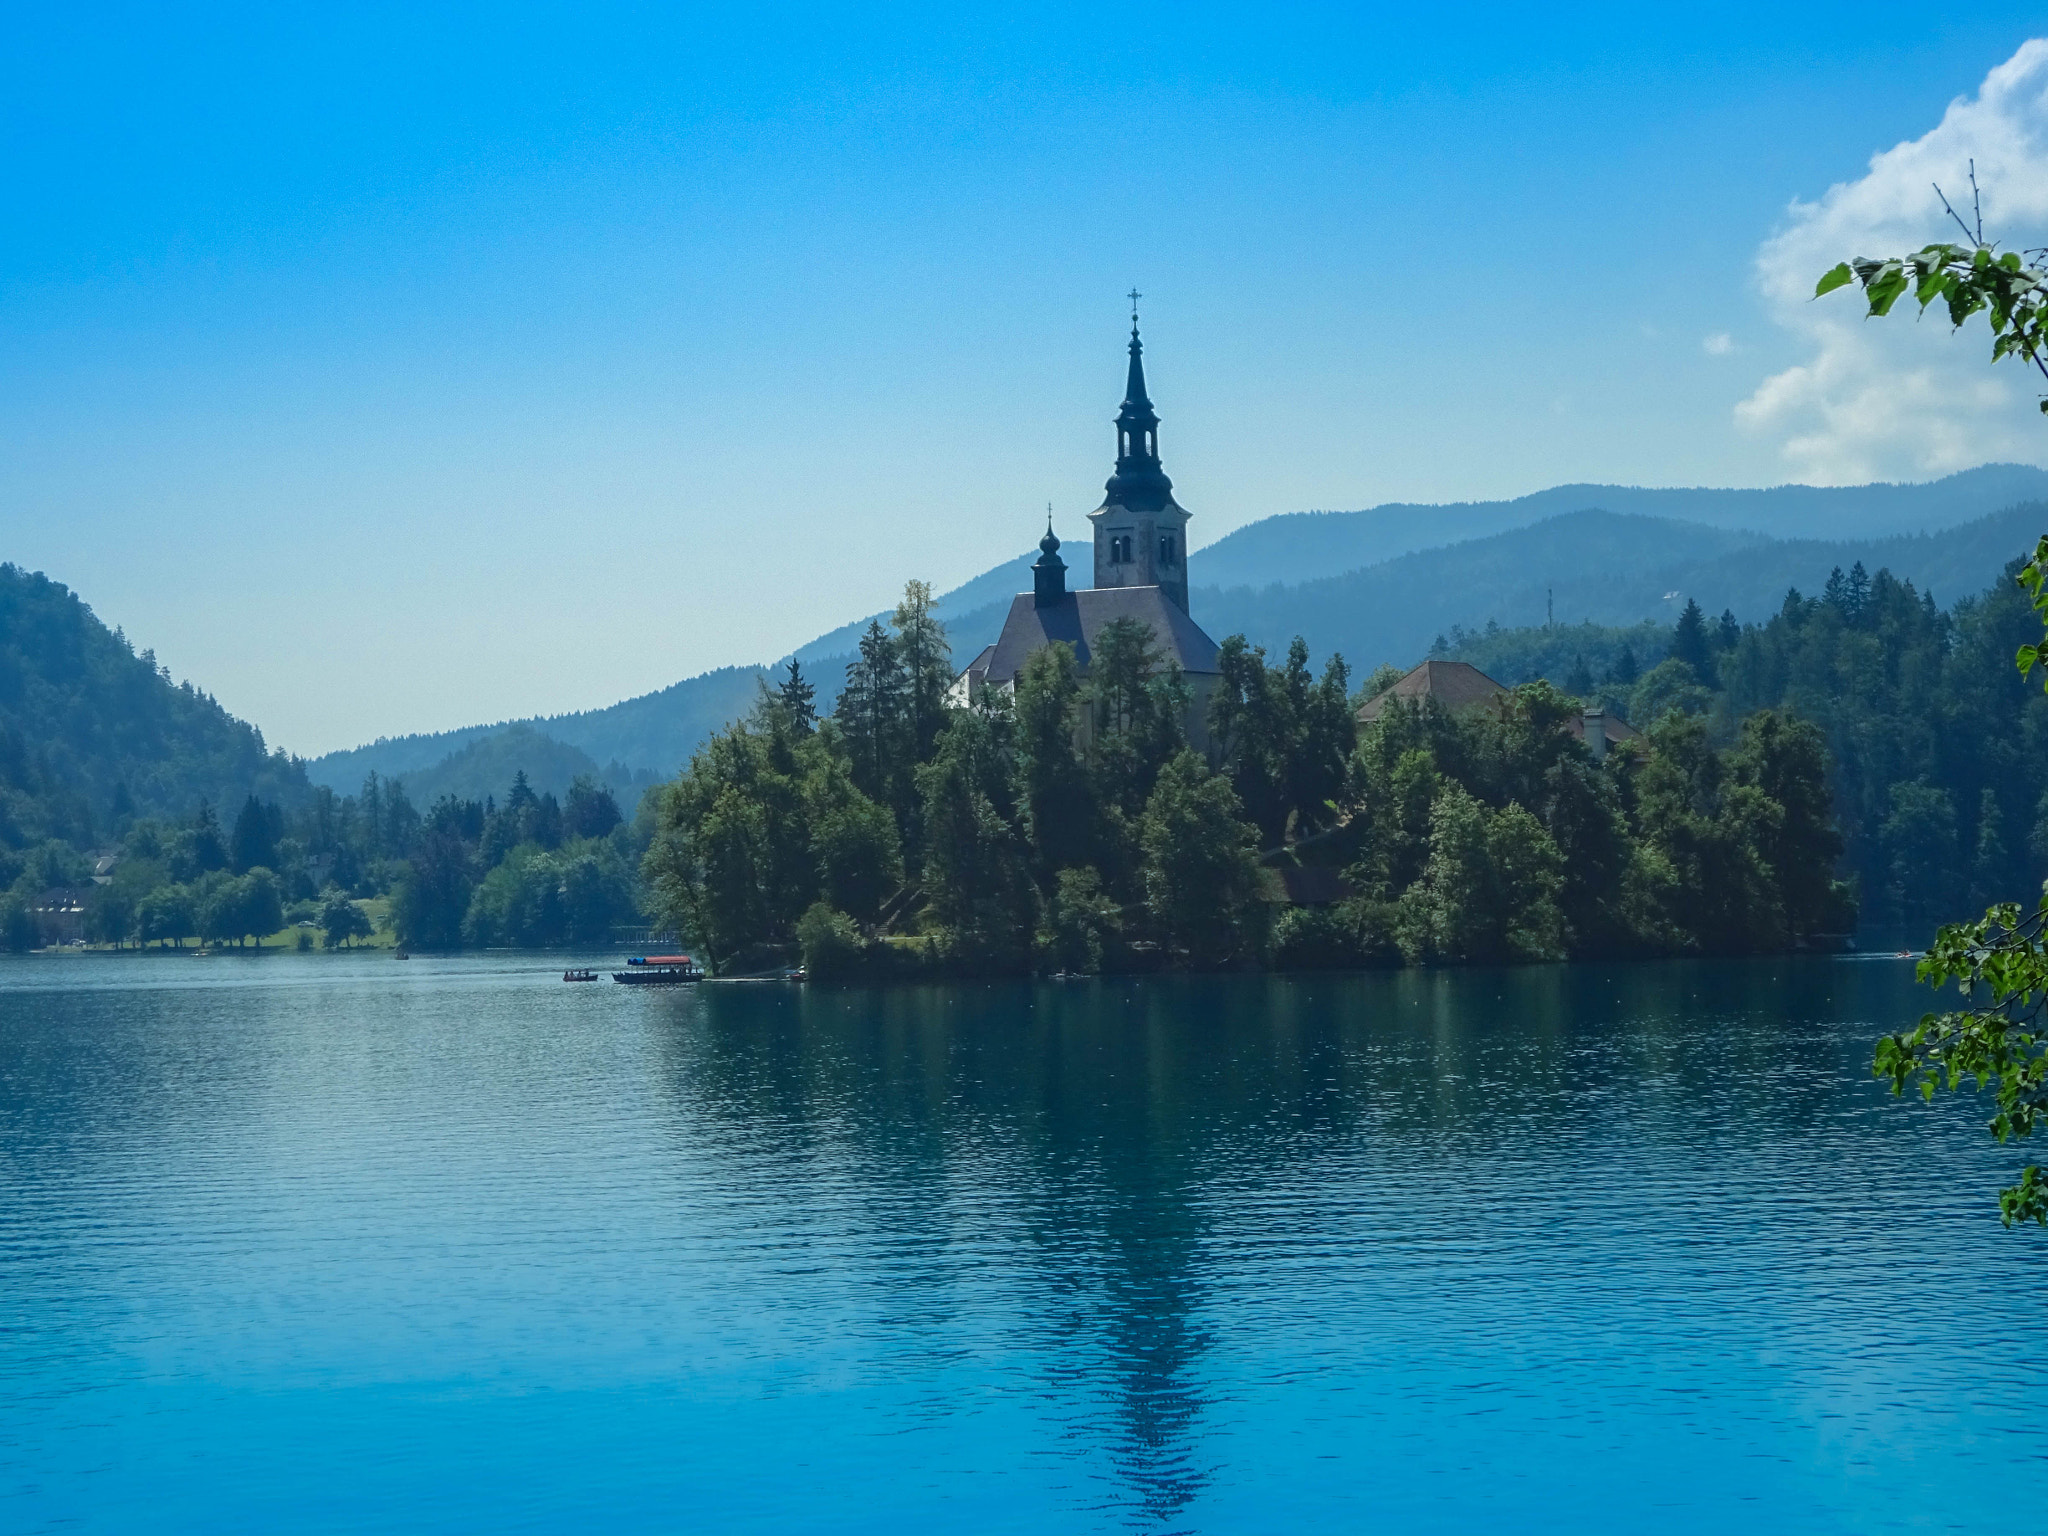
982, 585, 1221, 684
1357, 659, 1508, 721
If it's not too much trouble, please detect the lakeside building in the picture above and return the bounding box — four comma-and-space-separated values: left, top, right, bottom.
949, 308, 1222, 750
1358, 658, 1638, 757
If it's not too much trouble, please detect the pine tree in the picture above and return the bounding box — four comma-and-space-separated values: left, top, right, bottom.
1014, 642, 1093, 874
836, 621, 908, 810
1670, 599, 1713, 680
776, 659, 817, 733
891, 581, 952, 761
1846, 561, 1872, 624
1823, 566, 1850, 616
230, 794, 279, 873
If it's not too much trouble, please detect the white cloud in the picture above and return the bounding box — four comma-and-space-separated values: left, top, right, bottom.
1703, 332, 1735, 356
1737, 39, 2048, 484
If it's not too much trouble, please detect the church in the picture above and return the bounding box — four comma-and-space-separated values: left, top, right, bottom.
949, 307, 1223, 749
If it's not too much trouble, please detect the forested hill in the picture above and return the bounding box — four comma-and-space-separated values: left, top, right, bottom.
1189, 463, 2048, 592
1185, 499, 2048, 672
0, 564, 311, 850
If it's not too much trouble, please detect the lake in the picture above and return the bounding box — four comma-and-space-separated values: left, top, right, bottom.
0, 952, 2039, 1532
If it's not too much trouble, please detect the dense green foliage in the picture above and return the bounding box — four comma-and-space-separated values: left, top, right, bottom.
644, 587, 1267, 976
1818, 242, 2046, 410
1873, 536, 2048, 1225
1319, 682, 1850, 966
1, 754, 645, 953
1442, 560, 2048, 929
0, 564, 310, 864
1815, 234, 2048, 1223
643, 579, 1854, 979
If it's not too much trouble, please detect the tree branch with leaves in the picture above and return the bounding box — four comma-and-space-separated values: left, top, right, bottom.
1818, 170, 2048, 1221
1815, 169, 2048, 413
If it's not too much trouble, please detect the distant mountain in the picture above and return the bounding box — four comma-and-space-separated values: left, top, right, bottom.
0, 563, 311, 851
380, 723, 656, 809
1187, 464, 2048, 594
309, 470, 2048, 789
306, 665, 762, 796
1182, 500, 2048, 674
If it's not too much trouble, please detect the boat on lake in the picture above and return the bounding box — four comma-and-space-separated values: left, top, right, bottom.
563, 969, 600, 982
612, 955, 705, 985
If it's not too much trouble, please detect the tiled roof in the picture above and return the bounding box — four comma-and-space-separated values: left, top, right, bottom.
981, 586, 1222, 684
1357, 659, 1508, 721
1359, 660, 1645, 744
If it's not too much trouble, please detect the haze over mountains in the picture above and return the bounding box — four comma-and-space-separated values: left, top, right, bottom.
303, 465, 2048, 797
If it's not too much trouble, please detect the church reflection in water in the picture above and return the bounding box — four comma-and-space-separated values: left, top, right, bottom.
638, 975, 1424, 1525
637, 959, 1868, 1526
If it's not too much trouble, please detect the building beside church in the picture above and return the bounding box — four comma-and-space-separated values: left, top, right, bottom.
949, 311, 1222, 748
1357, 659, 1639, 757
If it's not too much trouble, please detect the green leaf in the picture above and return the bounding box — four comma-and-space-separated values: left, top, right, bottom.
1815, 262, 1854, 297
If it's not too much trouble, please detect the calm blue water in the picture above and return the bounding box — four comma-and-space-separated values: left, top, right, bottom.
1, 952, 2040, 1533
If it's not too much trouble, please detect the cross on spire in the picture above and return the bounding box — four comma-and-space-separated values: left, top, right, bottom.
1128, 288, 1142, 325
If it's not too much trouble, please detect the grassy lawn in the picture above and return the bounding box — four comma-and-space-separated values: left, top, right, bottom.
69, 895, 396, 952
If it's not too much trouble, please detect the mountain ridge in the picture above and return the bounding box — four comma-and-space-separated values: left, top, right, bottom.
306, 468, 2048, 792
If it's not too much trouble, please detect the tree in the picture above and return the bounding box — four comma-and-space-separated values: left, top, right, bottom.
916, 711, 1033, 969
1394, 785, 1565, 965
1138, 750, 1266, 965
1088, 617, 1188, 823
640, 712, 833, 970
321, 890, 373, 949
1206, 635, 1352, 845
1816, 238, 2046, 412
795, 901, 865, 981
187, 802, 227, 877
137, 884, 195, 948
391, 832, 474, 949
1209, 635, 1290, 844
806, 794, 898, 925
231, 794, 279, 874
776, 659, 818, 733
1876, 537, 2048, 1222
84, 883, 137, 947
1036, 865, 1120, 975
1726, 710, 1848, 941
1014, 642, 1095, 875
1822, 219, 2048, 1220
892, 580, 952, 762
237, 869, 284, 946
1670, 599, 1713, 681
836, 620, 908, 814
562, 775, 624, 841
0, 895, 38, 952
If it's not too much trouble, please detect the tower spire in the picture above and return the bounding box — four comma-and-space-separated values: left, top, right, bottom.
1089, 297, 1190, 612
1032, 502, 1067, 608
1123, 290, 1152, 412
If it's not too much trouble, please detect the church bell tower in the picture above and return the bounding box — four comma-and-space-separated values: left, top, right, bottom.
1088, 295, 1192, 612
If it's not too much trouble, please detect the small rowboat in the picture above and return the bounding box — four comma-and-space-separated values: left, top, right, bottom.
563, 969, 600, 982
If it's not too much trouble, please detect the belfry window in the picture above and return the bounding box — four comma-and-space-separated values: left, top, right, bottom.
1159, 535, 1175, 566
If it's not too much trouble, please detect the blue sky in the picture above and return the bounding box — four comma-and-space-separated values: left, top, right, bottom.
5, 5, 2047, 754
